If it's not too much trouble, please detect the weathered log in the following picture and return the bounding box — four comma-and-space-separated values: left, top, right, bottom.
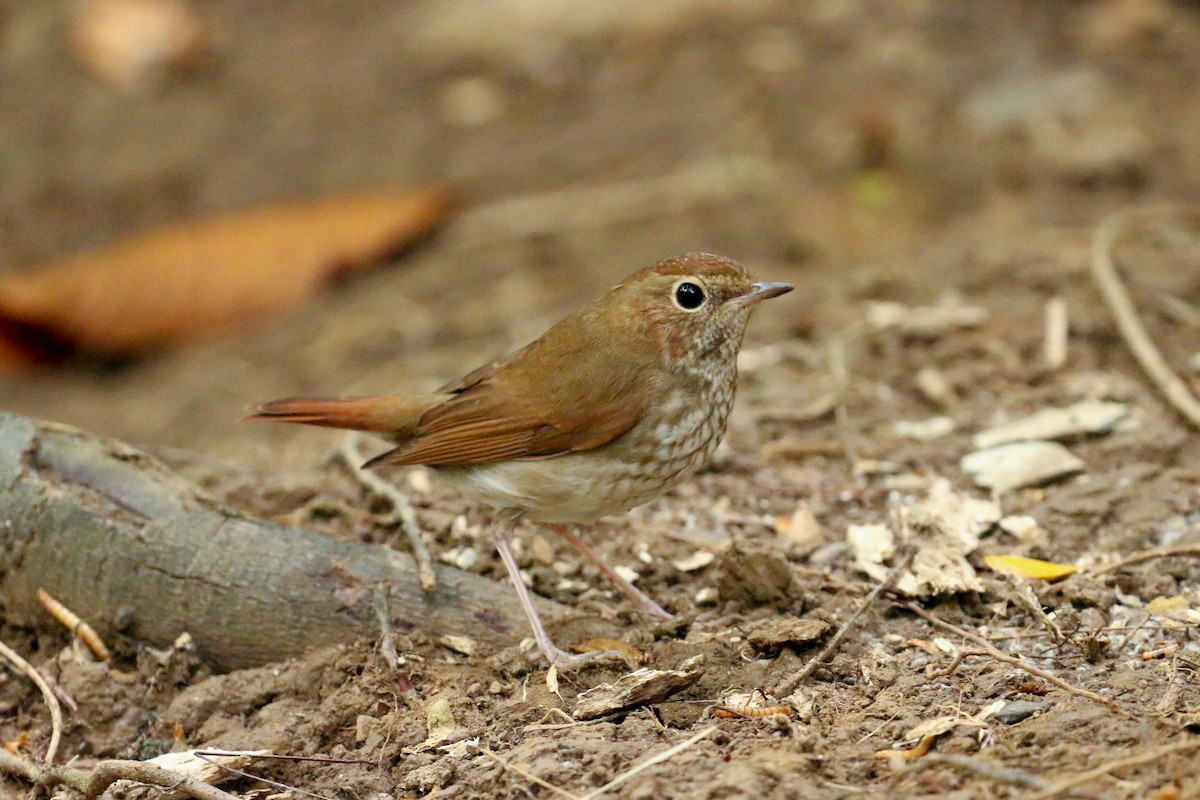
0, 413, 562, 670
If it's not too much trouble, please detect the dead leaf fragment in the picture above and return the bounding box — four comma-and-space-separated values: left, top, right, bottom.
961, 441, 1085, 493
574, 656, 704, 719
865, 296, 987, 337
973, 400, 1130, 449
984, 554, 1079, 581
0, 188, 455, 368
71, 0, 208, 92
848, 479, 998, 596
746, 616, 831, 655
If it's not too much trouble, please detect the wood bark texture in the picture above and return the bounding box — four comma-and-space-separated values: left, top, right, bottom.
0, 413, 562, 670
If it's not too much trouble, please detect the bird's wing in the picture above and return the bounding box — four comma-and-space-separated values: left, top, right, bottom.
368, 326, 654, 467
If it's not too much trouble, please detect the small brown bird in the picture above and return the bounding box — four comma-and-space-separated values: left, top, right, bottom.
249, 253, 792, 666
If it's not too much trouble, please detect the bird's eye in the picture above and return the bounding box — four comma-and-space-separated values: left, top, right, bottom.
673, 281, 706, 310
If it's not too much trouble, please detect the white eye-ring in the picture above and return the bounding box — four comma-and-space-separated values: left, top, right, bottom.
672, 279, 707, 311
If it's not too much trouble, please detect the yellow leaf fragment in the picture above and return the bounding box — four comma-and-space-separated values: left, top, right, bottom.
984, 554, 1079, 581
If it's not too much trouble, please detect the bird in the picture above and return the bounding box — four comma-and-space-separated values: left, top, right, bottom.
248, 252, 792, 666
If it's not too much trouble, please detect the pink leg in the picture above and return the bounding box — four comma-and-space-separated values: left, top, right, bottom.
492, 521, 607, 667
552, 525, 673, 620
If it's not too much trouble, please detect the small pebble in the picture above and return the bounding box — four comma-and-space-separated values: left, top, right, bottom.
994, 700, 1048, 724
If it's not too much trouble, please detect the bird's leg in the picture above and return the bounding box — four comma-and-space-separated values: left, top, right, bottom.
492, 516, 604, 667
550, 524, 673, 620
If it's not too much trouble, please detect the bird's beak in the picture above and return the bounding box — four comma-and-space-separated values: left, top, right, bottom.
728, 281, 794, 309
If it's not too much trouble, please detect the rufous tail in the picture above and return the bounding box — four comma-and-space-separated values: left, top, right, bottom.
245, 395, 435, 439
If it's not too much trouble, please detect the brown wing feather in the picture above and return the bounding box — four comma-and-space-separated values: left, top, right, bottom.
370, 309, 655, 467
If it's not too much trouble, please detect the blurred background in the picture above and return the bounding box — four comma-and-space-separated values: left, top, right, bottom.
0, 0, 1192, 465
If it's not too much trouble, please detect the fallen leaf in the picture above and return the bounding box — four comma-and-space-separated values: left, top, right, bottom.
0, 187, 454, 368
574, 656, 703, 719
545, 665, 561, 699
985, 554, 1079, 581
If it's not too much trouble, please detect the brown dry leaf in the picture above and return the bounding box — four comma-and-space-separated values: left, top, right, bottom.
0, 188, 454, 368
984, 554, 1079, 581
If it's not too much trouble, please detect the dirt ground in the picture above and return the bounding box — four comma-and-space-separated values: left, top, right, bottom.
3, 1, 1200, 798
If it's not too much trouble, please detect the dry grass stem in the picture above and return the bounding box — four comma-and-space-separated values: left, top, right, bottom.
37, 587, 111, 662
905, 604, 1130, 716
776, 551, 913, 694
1089, 211, 1200, 428
0, 639, 63, 763
578, 725, 718, 800
475, 745, 581, 800
1087, 543, 1200, 576
1025, 738, 1200, 800
341, 432, 437, 591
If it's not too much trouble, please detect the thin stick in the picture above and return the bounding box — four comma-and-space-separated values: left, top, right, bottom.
1088, 543, 1200, 576
776, 552, 913, 694
474, 745, 581, 800
920, 754, 1049, 790
1090, 211, 1200, 428
1025, 738, 1200, 800
194, 751, 375, 766
192, 753, 336, 800
0, 639, 63, 763
372, 586, 401, 670
1042, 296, 1069, 370
905, 604, 1129, 716
37, 588, 111, 662
341, 432, 436, 591
578, 726, 717, 800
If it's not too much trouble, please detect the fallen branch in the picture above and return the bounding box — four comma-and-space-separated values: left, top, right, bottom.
37, 587, 112, 662
905, 603, 1129, 716
0, 413, 566, 670
39, 759, 240, 800
0, 638, 63, 763
1089, 210, 1200, 428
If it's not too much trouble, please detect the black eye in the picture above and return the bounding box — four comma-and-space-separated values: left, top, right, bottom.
674, 281, 706, 310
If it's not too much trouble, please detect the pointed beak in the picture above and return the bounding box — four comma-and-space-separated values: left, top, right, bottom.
728, 281, 794, 309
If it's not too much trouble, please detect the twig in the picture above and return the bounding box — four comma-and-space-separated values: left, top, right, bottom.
1089, 211, 1200, 428
775, 552, 913, 694
1043, 296, 1069, 370
37, 588, 111, 662
919, 753, 1049, 790
474, 745, 581, 800
905, 604, 1130, 716
1003, 575, 1064, 643
0, 639, 63, 763
192, 752, 336, 800
194, 751, 375, 766
341, 432, 436, 591
37, 759, 239, 800
0, 748, 41, 782
578, 725, 717, 800
372, 585, 401, 670
1025, 738, 1200, 800
1088, 543, 1200, 576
